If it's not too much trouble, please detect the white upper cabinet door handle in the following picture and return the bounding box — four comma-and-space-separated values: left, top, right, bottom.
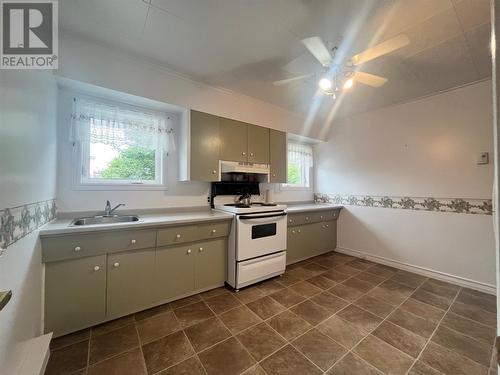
113, 262, 120, 268
212, 170, 217, 174
250, 152, 254, 156
93, 266, 100, 272
74, 246, 81, 252
242, 151, 246, 156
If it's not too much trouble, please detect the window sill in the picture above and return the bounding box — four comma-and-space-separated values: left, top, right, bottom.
280, 184, 313, 192
72, 183, 168, 191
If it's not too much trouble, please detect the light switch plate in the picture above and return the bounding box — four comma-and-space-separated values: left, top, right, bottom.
477, 152, 489, 165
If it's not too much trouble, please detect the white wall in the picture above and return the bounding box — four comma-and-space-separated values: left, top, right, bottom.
0, 71, 57, 372
315, 80, 496, 288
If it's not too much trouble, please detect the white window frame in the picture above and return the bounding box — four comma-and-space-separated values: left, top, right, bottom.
280, 141, 314, 191
71, 100, 169, 191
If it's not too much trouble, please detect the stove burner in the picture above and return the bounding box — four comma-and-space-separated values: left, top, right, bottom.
224, 203, 251, 208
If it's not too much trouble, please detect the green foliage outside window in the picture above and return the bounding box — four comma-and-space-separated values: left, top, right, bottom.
287, 163, 300, 184
100, 146, 156, 180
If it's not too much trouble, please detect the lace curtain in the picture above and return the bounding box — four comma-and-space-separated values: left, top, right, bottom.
70, 97, 175, 152
288, 141, 313, 187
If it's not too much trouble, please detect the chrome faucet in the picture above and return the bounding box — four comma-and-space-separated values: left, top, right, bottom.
104, 200, 125, 216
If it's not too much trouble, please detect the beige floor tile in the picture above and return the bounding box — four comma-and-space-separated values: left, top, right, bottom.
257, 279, 286, 295
411, 289, 453, 310
310, 291, 349, 313
337, 305, 382, 333
233, 287, 266, 304
288, 280, 323, 298
431, 325, 492, 366
450, 301, 497, 327
372, 321, 427, 358
441, 312, 496, 345
322, 270, 351, 283
157, 356, 205, 375
290, 300, 333, 325
420, 341, 489, 375
91, 315, 135, 337
89, 325, 139, 364
343, 277, 376, 293
169, 295, 202, 310
329, 284, 364, 302
142, 331, 194, 374
87, 348, 146, 375
390, 271, 427, 289
420, 279, 460, 300
399, 298, 445, 323
260, 345, 322, 375
317, 315, 367, 349
267, 310, 312, 341
307, 274, 337, 290
354, 295, 395, 319
246, 296, 286, 320
46, 340, 89, 375
134, 303, 171, 322
354, 335, 414, 375
270, 288, 306, 308
326, 352, 383, 374
136, 311, 180, 344
204, 293, 242, 314
184, 317, 231, 352
292, 329, 347, 371
173, 301, 214, 328
408, 360, 443, 375
50, 329, 90, 350
219, 305, 261, 334
198, 337, 255, 375
237, 323, 286, 361
388, 308, 437, 338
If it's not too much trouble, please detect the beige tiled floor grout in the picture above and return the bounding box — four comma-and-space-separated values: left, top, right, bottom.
50, 253, 497, 375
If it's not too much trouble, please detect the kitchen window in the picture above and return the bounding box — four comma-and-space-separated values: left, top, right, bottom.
70, 97, 174, 190
282, 141, 313, 189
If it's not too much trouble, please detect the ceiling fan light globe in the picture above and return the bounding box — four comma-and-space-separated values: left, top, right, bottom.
319, 78, 332, 91
343, 78, 354, 90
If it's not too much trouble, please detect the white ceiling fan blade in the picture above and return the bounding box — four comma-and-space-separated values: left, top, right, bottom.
273, 74, 313, 86
301, 37, 333, 67
353, 71, 388, 87
351, 34, 410, 66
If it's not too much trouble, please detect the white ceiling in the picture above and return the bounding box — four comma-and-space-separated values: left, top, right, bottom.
60, 0, 491, 122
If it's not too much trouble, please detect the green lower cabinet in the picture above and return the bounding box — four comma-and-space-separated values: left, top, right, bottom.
286, 218, 338, 265
155, 244, 195, 302
45, 255, 106, 336
107, 248, 156, 319
195, 239, 226, 290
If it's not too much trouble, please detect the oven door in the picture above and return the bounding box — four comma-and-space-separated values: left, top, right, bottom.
236, 211, 287, 261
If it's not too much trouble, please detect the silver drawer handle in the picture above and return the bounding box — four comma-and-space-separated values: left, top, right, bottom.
176, 234, 181, 239
93, 266, 100, 272
113, 262, 120, 268
74, 246, 81, 252
211, 229, 217, 234
199, 247, 203, 252
187, 249, 192, 254
131, 239, 137, 244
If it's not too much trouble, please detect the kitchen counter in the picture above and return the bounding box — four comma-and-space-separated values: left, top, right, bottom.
39, 209, 233, 236
285, 203, 343, 213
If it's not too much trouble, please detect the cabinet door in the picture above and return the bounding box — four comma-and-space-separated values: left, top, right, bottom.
219, 118, 248, 162
324, 220, 337, 251
248, 124, 270, 164
195, 239, 226, 290
286, 227, 303, 264
190, 110, 220, 181
45, 255, 106, 336
269, 130, 287, 182
107, 248, 155, 318
155, 245, 195, 302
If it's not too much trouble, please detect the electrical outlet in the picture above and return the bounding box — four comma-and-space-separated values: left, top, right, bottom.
477, 152, 489, 165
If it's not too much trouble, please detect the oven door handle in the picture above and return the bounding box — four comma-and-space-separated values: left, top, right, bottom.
238, 212, 287, 220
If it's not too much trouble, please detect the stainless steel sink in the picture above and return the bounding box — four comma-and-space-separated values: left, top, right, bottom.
70, 215, 140, 226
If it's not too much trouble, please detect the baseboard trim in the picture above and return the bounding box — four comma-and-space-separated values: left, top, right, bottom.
336, 246, 496, 295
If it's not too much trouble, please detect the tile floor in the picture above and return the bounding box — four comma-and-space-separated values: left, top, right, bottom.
46, 252, 498, 375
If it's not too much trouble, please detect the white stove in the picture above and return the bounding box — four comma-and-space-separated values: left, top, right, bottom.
215, 202, 288, 291
214, 202, 287, 215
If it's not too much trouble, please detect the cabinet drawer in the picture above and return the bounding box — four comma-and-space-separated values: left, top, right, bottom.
237, 252, 286, 288
198, 221, 230, 240
287, 213, 314, 226
42, 229, 157, 263
157, 225, 199, 246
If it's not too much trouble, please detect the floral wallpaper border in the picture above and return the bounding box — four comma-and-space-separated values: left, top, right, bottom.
0, 199, 57, 249
315, 193, 493, 215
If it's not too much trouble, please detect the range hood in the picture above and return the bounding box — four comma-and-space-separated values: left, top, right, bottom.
220, 161, 270, 175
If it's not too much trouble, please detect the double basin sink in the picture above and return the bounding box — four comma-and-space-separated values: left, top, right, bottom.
70, 215, 140, 226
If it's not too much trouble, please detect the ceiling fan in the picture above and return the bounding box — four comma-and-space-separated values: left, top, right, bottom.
273, 34, 410, 98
